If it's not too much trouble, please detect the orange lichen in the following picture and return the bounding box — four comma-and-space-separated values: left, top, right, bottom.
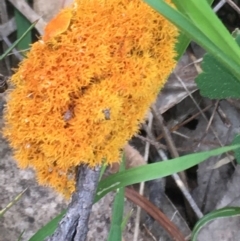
3, 0, 178, 198
43, 8, 73, 42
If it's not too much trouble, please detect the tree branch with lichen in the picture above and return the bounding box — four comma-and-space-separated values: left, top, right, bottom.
3, 0, 178, 222
45, 165, 101, 241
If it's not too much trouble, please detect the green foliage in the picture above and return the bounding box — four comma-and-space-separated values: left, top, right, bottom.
196, 33, 240, 99
144, 0, 240, 83
195, 53, 240, 99
172, 0, 240, 64
107, 155, 125, 241
5, 1, 240, 240
192, 207, 240, 241
95, 145, 240, 201
0, 21, 36, 60
28, 145, 240, 241
14, 0, 32, 51
232, 134, 240, 164
28, 212, 65, 241
121, 209, 133, 231
173, 0, 214, 60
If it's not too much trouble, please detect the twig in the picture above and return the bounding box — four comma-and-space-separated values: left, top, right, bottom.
159, 149, 203, 219
175, 73, 224, 148
216, 104, 231, 127
205, 100, 219, 133
45, 165, 101, 241
151, 105, 188, 186
226, 0, 240, 14
156, 104, 213, 141
142, 224, 157, 241
133, 112, 153, 241
143, 122, 203, 219
0, 18, 16, 40
135, 134, 167, 150
7, 0, 46, 34
213, 0, 226, 12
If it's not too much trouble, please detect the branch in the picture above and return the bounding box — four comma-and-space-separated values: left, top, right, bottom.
45, 165, 101, 241
7, 0, 46, 34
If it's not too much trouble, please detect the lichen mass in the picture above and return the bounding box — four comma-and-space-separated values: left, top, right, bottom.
3, 0, 178, 197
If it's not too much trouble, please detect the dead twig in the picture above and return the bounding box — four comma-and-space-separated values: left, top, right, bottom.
0, 18, 16, 40
175, 73, 224, 148
45, 165, 101, 241
143, 120, 203, 219
135, 134, 167, 150
7, 0, 46, 34
226, 0, 240, 14
151, 105, 188, 186
156, 104, 213, 141
133, 112, 153, 241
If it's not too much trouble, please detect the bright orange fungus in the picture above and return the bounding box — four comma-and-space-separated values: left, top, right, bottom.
3, 0, 178, 197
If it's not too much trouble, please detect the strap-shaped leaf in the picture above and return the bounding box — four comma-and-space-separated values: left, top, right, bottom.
29, 145, 240, 241
144, 0, 240, 83
192, 207, 240, 241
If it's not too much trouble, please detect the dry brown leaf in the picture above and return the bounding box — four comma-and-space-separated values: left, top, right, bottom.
124, 144, 146, 169
109, 144, 146, 173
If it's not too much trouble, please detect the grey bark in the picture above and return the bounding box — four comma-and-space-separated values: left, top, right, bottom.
45, 165, 101, 241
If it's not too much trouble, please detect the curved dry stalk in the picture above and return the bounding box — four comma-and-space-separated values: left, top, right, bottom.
126, 188, 186, 241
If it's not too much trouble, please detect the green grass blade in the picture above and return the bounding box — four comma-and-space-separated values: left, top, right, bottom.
17, 230, 25, 241
28, 211, 65, 241
0, 20, 36, 60
175, 0, 240, 65
232, 134, 240, 164
107, 155, 126, 241
29, 145, 240, 240
174, 32, 190, 60
121, 209, 133, 231
14, 0, 32, 51
191, 207, 240, 241
0, 188, 27, 218
99, 162, 107, 180
95, 145, 240, 202
173, 0, 214, 60
171, 0, 216, 17
143, 0, 240, 82
107, 189, 124, 241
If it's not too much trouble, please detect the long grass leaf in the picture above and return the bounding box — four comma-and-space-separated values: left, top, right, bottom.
192, 207, 240, 241
144, 0, 240, 82
95, 145, 240, 201
0, 188, 27, 217
0, 21, 37, 60
175, 0, 240, 64
107, 155, 126, 241
28, 144, 240, 241
173, 0, 214, 60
